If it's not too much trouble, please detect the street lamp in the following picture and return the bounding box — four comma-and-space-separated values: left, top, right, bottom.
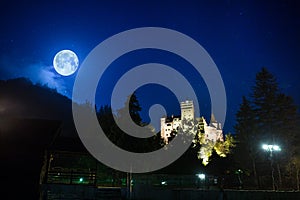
197, 173, 205, 180
262, 144, 281, 153
262, 144, 281, 190
196, 173, 206, 189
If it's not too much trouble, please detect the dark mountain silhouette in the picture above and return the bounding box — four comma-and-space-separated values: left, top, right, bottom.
0, 78, 76, 136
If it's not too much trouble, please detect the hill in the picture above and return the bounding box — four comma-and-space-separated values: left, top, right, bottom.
0, 78, 76, 136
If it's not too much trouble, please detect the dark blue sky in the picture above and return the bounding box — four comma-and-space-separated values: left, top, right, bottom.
0, 0, 299, 133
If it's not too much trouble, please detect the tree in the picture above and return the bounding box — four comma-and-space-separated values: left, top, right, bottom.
190, 117, 236, 166
252, 67, 281, 143
234, 67, 299, 189
285, 116, 300, 190
194, 131, 235, 166
287, 154, 300, 191
97, 92, 163, 153
128, 92, 142, 125
253, 68, 298, 189
234, 96, 259, 188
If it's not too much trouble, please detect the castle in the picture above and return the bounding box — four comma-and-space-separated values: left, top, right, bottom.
160, 100, 224, 143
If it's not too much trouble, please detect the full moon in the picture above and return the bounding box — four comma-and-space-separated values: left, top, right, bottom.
53, 50, 79, 76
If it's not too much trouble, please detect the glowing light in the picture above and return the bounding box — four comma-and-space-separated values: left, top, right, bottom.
262, 144, 281, 151
273, 145, 281, 151
79, 178, 83, 182
197, 173, 205, 180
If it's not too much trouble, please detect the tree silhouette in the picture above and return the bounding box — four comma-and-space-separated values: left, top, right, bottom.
234, 67, 299, 189
234, 96, 259, 187
97, 93, 163, 153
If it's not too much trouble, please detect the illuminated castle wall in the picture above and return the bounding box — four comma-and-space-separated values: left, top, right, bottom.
160, 100, 223, 143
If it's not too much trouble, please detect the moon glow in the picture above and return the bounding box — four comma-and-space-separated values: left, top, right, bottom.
53, 50, 79, 76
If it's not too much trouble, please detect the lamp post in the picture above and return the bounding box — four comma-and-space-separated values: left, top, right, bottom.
262, 144, 281, 190
196, 173, 205, 189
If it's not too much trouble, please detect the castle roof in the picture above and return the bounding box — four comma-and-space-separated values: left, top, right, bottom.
164, 115, 181, 123
210, 113, 217, 123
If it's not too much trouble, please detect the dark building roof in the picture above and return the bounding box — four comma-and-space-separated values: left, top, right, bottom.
164, 115, 181, 123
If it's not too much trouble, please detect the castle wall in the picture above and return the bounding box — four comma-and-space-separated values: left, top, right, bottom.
160, 101, 224, 143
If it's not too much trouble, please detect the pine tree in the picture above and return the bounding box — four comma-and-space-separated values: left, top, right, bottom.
234, 67, 299, 189
234, 96, 259, 187
253, 68, 298, 188
252, 67, 279, 141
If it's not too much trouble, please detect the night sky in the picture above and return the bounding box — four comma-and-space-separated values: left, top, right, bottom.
0, 0, 299, 133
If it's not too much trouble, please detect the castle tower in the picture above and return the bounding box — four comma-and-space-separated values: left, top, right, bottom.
210, 113, 222, 130
180, 100, 194, 121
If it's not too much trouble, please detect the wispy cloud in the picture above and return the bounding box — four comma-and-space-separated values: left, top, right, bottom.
0, 54, 71, 98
